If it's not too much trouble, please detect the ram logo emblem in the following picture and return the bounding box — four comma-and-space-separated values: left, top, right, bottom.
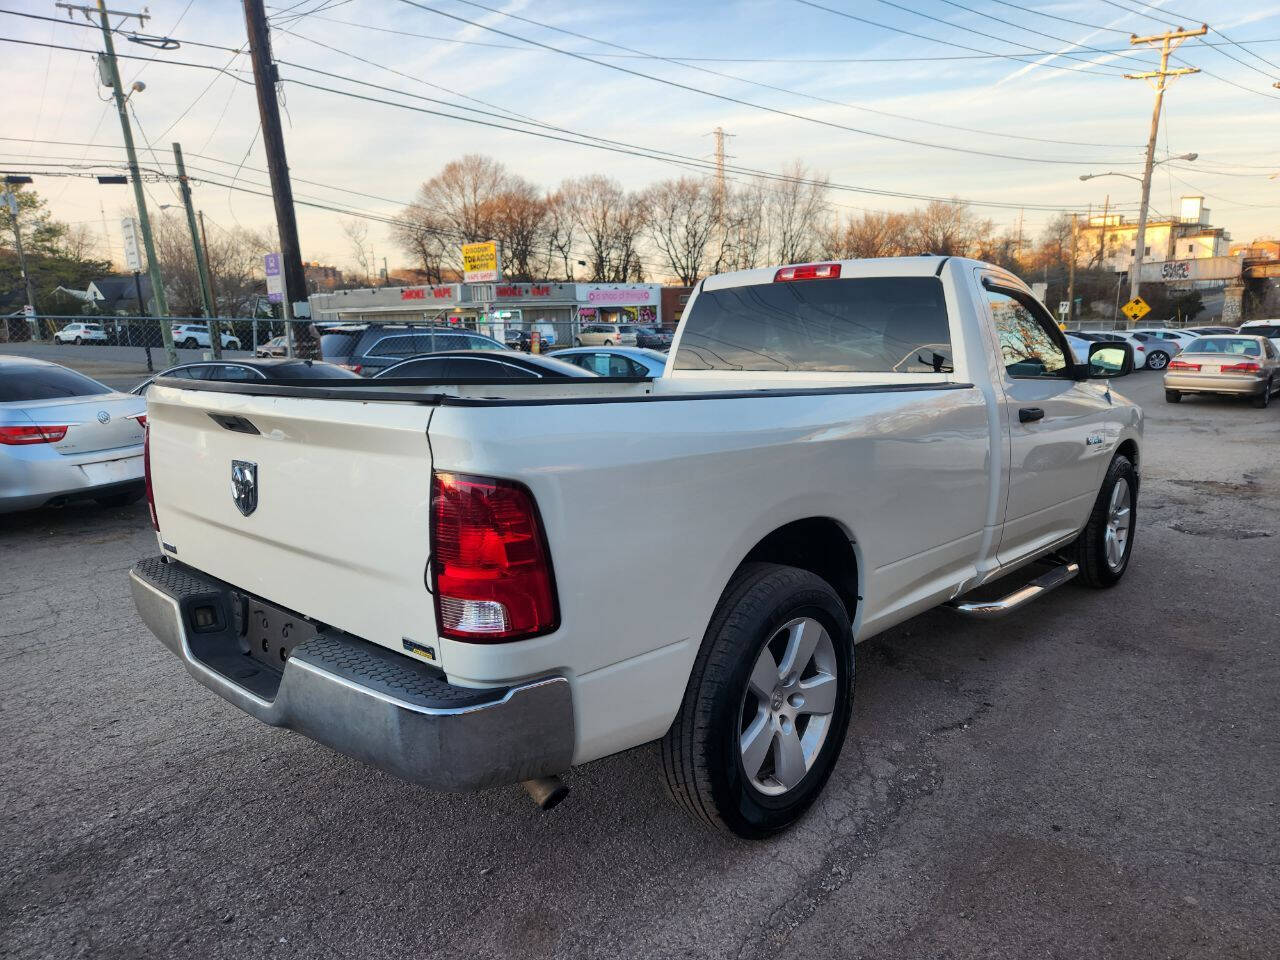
230, 460, 259, 517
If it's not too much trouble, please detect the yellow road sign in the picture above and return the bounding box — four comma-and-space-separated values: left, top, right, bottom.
1121, 296, 1151, 322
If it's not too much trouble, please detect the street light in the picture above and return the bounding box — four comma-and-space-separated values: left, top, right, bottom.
1079, 153, 1198, 316
1079, 153, 1198, 182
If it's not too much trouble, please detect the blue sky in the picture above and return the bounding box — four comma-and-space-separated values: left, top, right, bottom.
5, 0, 1279, 274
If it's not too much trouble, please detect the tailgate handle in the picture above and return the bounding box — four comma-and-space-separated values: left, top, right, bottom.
208, 413, 261, 435
1018, 407, 1045, 423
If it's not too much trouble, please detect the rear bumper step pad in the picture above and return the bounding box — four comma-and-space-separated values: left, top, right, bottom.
130, 556, 574, 791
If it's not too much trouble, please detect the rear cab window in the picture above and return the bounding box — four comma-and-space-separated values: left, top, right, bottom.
673, 274, 954, 377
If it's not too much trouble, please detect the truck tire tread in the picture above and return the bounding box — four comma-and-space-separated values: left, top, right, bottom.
660, 561, 853, 837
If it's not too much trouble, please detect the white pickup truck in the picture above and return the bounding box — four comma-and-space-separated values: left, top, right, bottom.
130, 257, 1142, 838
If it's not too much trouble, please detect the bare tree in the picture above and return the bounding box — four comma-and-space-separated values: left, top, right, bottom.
560, 175, 647, 282
539, 188, 577, 281
391, 204, 449, 283
818, 210, 911, 260
905, 200, 981, 256
340, 217, 371, 284
766, 161, 830, 265
155, 212, 271, 316
490, 177, 546, 281
645, 177, 717, 285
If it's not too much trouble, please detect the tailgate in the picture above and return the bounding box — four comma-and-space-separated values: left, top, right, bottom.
146, 383, 438, 657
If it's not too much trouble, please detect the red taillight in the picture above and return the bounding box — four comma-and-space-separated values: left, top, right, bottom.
0, 425, 69, 445
338, 362, 362, 374
1136, 345, 1145, 352
774, 263, 841, 282
1168, 360, 1200, 372
133, 414, 147, 428
430, 471, 558, 642
1220, 361, 1261, 373
143, 424, 159, 531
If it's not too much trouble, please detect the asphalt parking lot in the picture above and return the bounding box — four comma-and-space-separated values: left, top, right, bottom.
2, 367, 1278, 959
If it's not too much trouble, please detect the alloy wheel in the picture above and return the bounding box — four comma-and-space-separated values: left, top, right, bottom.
1104, 480, 1132, 571
738, 616, 838, 796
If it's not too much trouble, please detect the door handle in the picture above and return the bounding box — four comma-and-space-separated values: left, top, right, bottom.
1019, 407, 1045, 423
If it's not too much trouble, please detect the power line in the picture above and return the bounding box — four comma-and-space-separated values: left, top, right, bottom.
391, 0, 1143, 165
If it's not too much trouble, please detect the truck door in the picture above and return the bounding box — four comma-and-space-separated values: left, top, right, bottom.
977, 274, 1115, 565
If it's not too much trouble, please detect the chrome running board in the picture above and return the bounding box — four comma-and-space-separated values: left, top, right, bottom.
946, 562, 1080, 619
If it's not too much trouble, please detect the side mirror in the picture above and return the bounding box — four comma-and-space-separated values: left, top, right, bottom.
1087, 341, 1133, 378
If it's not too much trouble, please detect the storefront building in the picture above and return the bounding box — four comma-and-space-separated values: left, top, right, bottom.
310, 282, 666, 344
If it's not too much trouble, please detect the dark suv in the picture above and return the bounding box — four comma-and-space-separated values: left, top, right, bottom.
318, 324, 508, 376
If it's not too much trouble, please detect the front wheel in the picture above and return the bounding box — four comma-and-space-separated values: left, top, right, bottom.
74, 337, 83, 345
182, 337, 198, 349
1147, 351, 1169, 370
574, 338, 583, 346
1165, 389, 1181, 403
661, 562, 854, 838
227, 339, 240, 350
1071, 454, 1137, 588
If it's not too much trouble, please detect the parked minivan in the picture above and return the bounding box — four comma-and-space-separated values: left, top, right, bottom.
575, 322, 638, 346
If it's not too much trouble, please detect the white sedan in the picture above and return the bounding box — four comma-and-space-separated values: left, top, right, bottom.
53, 322, 109, 345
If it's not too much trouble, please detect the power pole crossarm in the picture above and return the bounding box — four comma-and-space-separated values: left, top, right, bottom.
242, 0, 318, 359
1125, 23, 1207, 318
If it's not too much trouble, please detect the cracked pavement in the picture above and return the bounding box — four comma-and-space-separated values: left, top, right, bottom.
2, 368, 1278, 959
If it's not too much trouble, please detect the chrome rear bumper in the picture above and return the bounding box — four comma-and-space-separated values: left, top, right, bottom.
129, 556, 574, 791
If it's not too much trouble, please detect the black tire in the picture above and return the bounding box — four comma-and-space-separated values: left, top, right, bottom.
604, 340, 614, 346
1251, 379, 1272, 409
74, 337, 83, 345
95, 489, 144, 508
660, 562, 854, 839
228, 340, 240, 350
1165, 389, 1181, 403
574, 338, 583, 346
1071, 454, 1137, 589
1146, 351, 1169, 370
182, 337, 198, 349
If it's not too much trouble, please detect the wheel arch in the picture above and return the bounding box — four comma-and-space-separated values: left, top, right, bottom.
739, 517, 861, 623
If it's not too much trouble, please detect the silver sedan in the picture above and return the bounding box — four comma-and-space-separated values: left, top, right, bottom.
1, 356, 147, 513
1164, 336, 1280, 408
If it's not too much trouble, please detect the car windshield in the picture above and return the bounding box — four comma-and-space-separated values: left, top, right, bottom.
0, 364, 113, 401
1185, 337, 1262, 356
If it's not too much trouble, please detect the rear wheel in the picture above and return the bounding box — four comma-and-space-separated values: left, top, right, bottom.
1072, 454, 1137, 588
574, 338, 583, 346
227, 339, 240, 350
661, 562, 854, 838
1252, 379, 1272, 408
604, 339, 614, 346
1165, 389, 1182, 403
1147, 351, 1169, 370
182, 337, 198, 349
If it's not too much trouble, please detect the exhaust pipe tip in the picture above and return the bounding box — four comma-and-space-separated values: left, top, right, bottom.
521, 775, 568, 810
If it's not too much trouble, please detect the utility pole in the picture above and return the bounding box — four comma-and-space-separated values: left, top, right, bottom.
197, 210, 219, 318
171, 142, 219, 357
1124, 23, 1207, 312
59, 1, 178, 366
1095, 195, 1110, 268
3, 178, 40, 338
1067, 213, 1078, 326
242, 0, 318, 359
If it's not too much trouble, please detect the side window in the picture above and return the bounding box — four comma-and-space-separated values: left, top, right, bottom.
370, 335, 416, 357
985, 287, 1070, 379
217, 365, 263, 382
448, 358, 537, 379
464, 335, 500, 351
163, 367, 194, 379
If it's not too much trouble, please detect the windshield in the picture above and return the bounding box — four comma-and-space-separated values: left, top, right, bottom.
1185, 337, 1262, 356
1242, 324, 1280, 338
674, 276, 953, 373
0, 364, 113, 401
